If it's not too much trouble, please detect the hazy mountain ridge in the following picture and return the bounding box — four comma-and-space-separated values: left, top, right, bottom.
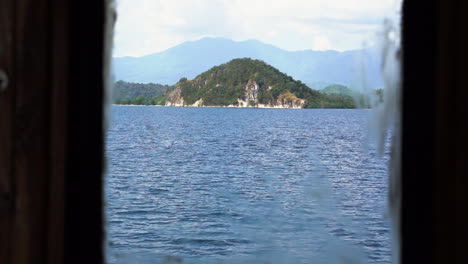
113, 37, 383, 90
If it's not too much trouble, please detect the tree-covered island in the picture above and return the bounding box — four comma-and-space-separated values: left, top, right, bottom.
114, 58, 381, 109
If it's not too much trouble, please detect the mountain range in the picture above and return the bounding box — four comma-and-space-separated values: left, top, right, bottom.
113, 37, 383, 90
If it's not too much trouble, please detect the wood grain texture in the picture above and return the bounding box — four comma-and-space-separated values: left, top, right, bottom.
11, 0, 50, 263
0, 0, 15, 263
1, 0, 105, 263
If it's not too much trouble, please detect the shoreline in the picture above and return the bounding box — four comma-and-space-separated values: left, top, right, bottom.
111, 104, 369, 110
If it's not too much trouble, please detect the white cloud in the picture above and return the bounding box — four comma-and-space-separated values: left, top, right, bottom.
113, 0, 402, 57
313, 36, 332, 51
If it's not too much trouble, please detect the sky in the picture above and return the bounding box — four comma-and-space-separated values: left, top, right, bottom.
113, 0, 401, 57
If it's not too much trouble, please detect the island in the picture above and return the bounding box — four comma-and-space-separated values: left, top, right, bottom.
113, 58, 376, 109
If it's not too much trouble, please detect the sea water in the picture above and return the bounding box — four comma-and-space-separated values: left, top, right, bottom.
105, 106, 391, 264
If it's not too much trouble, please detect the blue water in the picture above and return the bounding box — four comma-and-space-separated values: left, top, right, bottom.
105, 106, 391, 264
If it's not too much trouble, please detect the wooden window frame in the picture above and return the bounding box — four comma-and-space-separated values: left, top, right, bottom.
0, 0, 467, 263
0, 1, 105, 263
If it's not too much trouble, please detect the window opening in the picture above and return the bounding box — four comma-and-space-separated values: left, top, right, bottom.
105, 1, 402, 263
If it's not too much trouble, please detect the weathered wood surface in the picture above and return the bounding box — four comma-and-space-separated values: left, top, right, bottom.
47, 0, 69, 263
0, 0, 68, 263
12, 0, 51, 263
0, 0, 14, 263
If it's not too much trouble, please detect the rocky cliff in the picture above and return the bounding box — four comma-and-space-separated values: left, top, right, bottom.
165, 79, 307, 108
164, 86, 184, 106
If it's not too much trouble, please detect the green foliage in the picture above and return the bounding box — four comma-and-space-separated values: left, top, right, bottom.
316, 94, 357, 108
115, 95, 168, 106
173, 58, 356, 108
319, 84, 386, 109
115, 59, 363, 108
321, 84, 355, 97
113, 80, 170, 105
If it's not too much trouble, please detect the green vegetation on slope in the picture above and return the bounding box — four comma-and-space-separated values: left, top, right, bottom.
113, 59, 383, 109
320, 85, 385, 108
321, 84, 355, 97
173, 58, 356, 108
113, 80, 170, 105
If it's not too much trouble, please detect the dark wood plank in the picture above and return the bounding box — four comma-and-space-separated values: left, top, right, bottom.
0, 0, 15, 263
47, 0, 70, 263
11, 0, 50, 263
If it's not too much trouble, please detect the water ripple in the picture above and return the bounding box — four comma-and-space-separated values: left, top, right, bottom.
106, 106, 391, 264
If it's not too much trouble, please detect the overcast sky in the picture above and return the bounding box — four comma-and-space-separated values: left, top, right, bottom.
113, 0, 401, 57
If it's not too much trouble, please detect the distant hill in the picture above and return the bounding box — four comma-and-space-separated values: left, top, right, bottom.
113, 37, 383, 91
319, 84, 385, 108
320, 84, 355, 97
113, 81, 170, 104
158, 58, 356, 109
